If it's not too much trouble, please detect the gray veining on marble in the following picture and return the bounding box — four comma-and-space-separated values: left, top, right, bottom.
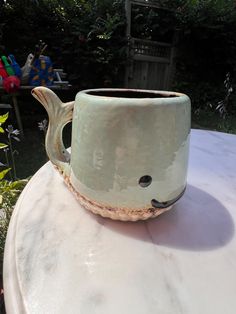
3, 129, 236, 314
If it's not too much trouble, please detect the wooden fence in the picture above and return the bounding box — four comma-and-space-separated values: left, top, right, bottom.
125, 0, 176, 90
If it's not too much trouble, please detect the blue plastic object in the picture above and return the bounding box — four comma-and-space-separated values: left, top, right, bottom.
8, 54, 22, 78
29, 56, 54, 86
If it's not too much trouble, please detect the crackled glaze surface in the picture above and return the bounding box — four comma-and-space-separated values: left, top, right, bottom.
32, 87, 191, 215
71, 89, 190, 209
4, 129, 236, 314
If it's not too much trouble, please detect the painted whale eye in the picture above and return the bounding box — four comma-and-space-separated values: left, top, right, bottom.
139, 175, 152, 187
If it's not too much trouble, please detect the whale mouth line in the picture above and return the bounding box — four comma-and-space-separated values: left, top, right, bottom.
151, 186, 186, 209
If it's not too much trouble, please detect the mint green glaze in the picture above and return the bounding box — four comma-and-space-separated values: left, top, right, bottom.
32, 87, 191, 212
70, 89, 191, 209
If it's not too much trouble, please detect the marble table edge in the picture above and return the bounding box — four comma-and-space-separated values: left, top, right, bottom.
3, 166, 49, 314
3, 129, 236, 314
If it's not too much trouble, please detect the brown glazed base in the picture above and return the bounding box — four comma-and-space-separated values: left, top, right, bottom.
56, 166, 172, 221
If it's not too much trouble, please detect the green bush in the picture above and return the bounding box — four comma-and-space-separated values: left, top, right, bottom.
0, 178, 28, 272
0, 113, 28, 273
0, 0, 127, 88
173, 0, 236, 111
1, 0, 236, 111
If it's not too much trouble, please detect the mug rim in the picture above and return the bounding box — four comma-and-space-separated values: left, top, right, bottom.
78, 88, 187, 100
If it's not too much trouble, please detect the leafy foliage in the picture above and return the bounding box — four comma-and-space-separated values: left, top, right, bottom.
215, 73, 234, 118
0, 113, 28, 274
1, 0, 236, 109
0, 113, 9, 134
0, 113, 10, 181
0, 0, 127, 88
172, 0, 236, 111
130, 4, 176, 42
0, 178, 28, 273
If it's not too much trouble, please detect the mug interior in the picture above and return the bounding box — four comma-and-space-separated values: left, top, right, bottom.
86, 90, 181, 99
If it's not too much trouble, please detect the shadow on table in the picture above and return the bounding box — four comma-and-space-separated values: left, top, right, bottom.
95, 185, 234, 251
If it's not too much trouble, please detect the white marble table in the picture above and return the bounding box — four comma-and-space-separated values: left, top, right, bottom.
3, 129, 236, 314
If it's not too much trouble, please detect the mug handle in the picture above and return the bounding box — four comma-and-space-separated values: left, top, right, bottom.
32, 87, 74, 175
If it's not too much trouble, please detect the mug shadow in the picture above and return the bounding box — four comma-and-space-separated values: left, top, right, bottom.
91, 185, 234, 251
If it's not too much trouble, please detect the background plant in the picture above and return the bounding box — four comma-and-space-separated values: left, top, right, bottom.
0, 0, 127, 88
1, 0, 236, 112
0, 113, 21, 181
0, 178, 28, 272
0, 113, 28, 273
172, 0, 236, 112
216, 72, 234, 118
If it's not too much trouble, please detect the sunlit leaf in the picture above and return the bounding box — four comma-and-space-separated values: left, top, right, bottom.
97, 34, 111, 40
0, 143, 8, 149
0, 113, 9, 125
0, 168, 11, 180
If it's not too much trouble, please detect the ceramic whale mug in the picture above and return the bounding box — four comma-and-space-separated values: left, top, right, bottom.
32, 87, 191, 221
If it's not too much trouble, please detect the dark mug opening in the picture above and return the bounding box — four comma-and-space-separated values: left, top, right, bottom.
86, 90, 180, 99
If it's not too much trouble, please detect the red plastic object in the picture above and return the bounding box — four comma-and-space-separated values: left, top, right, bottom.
0, 59, 8, 79
3, 76, 20, 93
